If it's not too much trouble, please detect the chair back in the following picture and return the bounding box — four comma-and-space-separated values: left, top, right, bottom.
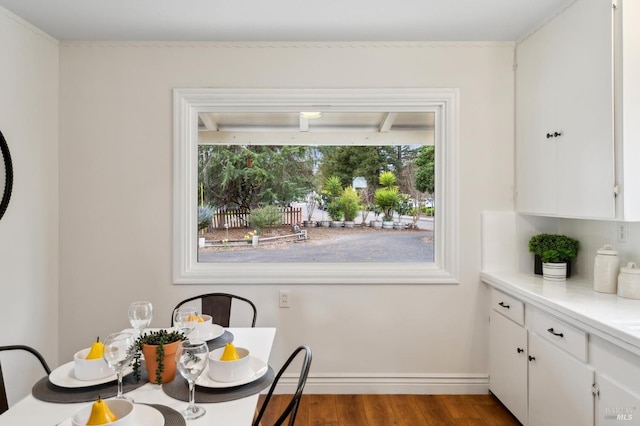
171, 292, 257, 327
0, 345, 51, 414
253, 345, 312, 426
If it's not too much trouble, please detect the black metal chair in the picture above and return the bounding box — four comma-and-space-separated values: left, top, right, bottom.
0, 345, 51, 414
171, 293, 257, 327
253, 345, 312, 426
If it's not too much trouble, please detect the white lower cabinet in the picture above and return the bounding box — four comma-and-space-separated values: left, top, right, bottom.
489, 310, 528, 424
595, 374, 640, 425
528, 333, 594, 426
489, 290, 596, 425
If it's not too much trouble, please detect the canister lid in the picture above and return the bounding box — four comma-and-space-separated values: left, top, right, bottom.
620, 262, 640, 275
597, 244, 618, 255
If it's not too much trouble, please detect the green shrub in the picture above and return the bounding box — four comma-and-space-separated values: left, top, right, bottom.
339, 186, 361, 222
198, 206, 214, 231
374, 186, 400, 221
326, 201, 343, 221
249, 205, 282, 233
528, 234, 579, 261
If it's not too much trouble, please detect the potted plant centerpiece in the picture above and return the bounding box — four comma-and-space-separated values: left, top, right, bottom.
132, 329, 186, 384
528, 233, 579, 279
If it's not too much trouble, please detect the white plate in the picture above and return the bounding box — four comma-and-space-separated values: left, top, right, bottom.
196, 356, 268, 388
189, 323, 224, 341
58, 403, 164, 426
49, 361, 133, 388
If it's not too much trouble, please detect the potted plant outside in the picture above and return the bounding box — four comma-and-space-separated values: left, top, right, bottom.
339, 186, 361, 228
374, 171, 401, 229
132, 329, 186, 384
528, 234, 579, 278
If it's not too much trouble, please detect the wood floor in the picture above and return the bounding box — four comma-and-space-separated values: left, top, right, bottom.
256, 394, 521, 425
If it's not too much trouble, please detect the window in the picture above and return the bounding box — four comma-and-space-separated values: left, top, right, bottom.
173, 88, 459, 284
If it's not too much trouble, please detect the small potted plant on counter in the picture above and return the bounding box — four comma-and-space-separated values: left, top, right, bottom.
132, 329, 186, 384
528, 233, 579, 279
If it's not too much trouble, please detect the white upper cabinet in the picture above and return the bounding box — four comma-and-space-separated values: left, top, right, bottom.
516, 0, 615, 219
616, 0, 640, 221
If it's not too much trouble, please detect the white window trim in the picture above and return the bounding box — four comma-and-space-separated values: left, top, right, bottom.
173, 88, 459, 284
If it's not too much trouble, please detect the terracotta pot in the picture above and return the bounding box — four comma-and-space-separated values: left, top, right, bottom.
141, 340, 181, 384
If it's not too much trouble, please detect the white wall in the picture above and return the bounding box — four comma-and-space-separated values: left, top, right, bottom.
0, 8, 59, 404
56, 41, 515, 393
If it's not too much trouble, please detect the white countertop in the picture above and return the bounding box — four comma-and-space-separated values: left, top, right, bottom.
481, 270, 640, 356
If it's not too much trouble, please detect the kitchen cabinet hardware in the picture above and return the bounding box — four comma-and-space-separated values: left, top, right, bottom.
517, 348, 524, 353
547, 327, 564, 337
528, 355, 536, 362
498, 301, 510, 309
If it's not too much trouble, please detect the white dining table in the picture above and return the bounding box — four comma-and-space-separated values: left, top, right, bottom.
0, 327, 276, 426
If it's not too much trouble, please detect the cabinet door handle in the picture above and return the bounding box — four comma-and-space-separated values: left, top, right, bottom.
517, 348, 524, 353
547, 328, 564, 337
528, 355, 536, 362
498, 301, 510, 309
546, 132, 554, 138
554, 131, 562, 137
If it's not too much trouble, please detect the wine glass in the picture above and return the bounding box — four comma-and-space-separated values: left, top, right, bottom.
175, 339, 209, 420
173, 307, 199, 336
103, 332, 136, 401
128, 301, 153, 337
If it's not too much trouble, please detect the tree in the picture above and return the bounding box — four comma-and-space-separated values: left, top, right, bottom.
198, 145, 315, 209
318, 146, 386, 190
415, 146, 435, 195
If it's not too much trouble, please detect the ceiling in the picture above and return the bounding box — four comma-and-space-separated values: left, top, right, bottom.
0, 0, 573, 42
198, 112, 435, 145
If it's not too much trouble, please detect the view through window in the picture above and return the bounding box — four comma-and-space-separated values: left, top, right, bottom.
196, 112, 435, 263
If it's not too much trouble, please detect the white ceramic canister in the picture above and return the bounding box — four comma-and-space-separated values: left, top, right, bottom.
618, 262, 640, 299
593, 244, 620, 293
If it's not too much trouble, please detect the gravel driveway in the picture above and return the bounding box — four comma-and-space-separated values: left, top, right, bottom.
198, 229, 433, 262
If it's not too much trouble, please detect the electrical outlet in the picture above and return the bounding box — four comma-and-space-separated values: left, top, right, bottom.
617, 222, 629, 243
279, 290, 290, 308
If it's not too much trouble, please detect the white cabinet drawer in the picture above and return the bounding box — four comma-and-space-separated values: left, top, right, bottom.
491, 290, 524, 326
528, 307, 588, 362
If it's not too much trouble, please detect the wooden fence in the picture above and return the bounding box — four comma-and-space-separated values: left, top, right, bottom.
212, 207, 302, 229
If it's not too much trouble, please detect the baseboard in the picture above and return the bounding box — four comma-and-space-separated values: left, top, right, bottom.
271, 373, 489, 395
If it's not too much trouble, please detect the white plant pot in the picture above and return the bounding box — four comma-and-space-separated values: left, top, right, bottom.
198, 237, 205, 248
542, 262, 567, 282
252, 235, 259, 247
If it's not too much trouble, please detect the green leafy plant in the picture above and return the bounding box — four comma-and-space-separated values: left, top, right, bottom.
528, 233, 579, 261
249, 205, 282, 233
339, 186, 361, 222
374, 171, 401, 221
541, 248, 577, 263
326, 201, 343, 222
131, 329, 185, 384
374, 186, 400, 221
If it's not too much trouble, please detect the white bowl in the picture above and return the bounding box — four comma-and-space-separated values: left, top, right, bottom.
194, 314, 213, 332
73, 348, 112, 381
71, 399, 134, 426
208, 346, 251, 382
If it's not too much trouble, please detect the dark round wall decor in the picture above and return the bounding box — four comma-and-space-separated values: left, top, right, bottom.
0, 131, 13, 221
